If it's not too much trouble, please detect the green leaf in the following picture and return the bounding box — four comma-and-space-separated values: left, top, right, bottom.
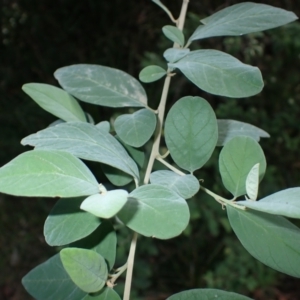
0, 150, 99, 197
117, 184, 190, 239
102, 165, 133, 186
217, 119, 270, 146
54, 64, 147, 108
83, 287, 121, 300
150, 170, 200, 199
81, 190, 128, 219
162, 25, 185, 46
245, 163, 259, 201
22, 254, 86, 300
114, 109, 157, 148
169, 50, 263, 98
189, 3, 298, 41
71, 221, 117, 271
239, 188, 300, 219
219, 136, 266, 197
163, 48, 190, 63
165, 96, 218, 173
44, 197, 101, 246
22, 122, 139, 179
167, 288, 253, 300
22, 83, 86, 122
139, 65, 166, 83
152, 1, 174, 21
60, 248, 108, 293
227, 206, 300, 278
96, 121, 110, 132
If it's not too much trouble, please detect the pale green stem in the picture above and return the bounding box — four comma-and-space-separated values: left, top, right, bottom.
107, 262, 128, 287
156, 156, 186, 176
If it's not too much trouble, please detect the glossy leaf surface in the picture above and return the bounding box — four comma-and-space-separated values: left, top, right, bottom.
118, 184, 190, 239
54, 64, 147, 108
60, 248, 108, 293
150, 170, 200, 199
22, 122, 139, 179
115, 109, 157, 147
163, 48, 190, 63
169, 50, 263, 98
165, 96, 218, 173
227, 206, 300, 277
189, 3, 298, 41
44, 198, 101, 246
22, 254, 86, 300
219, 136, 266, 197
139, 65, 166, 83
83, 287, 121, 300
0, 150, 99, 197
162, 25, 185, 46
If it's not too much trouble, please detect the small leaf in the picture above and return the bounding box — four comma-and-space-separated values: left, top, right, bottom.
165, 96, 218, 173
114, 109, 157, 147
22, 83, 86, 122
150, 170, 200, 199
96, 121, 110, 132
83, 287, 121, 300
219, 136, 266, 197
217, 119, 270, 146
169, 50, 263, 98
246, 163, 259, 201
163, 48, 190, 63
0, 150, 99, 197
60, 248, 108, 293
162, 25, 185, 46
102, 165, 133, 186
152, 1, 174, 22
54, 64, 147, 108
139, 65, 167, 83
81, 190, 128, 219
22, 254, 86, 300
118, 184, 190, 239
167, 288, 253, 300
239, 188, 300, 219
227, 206, 300, 278
189, 3, 298, 41
44, 197, 101, 246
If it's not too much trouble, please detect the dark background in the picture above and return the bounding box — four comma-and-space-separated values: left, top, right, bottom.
1, 0, 300, 299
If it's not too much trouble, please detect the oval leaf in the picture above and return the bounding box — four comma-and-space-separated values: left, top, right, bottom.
167, 288, 253, 300
139, 65, 166, 83
102, 165, 133, 186
162, 25, 185, 46
219, 136, 266, 197
189, 3, 298, 41
96, 121, 110, 132
22, 254, 86, 300
239, 188, 300, 219
83, 287, 121, 300
0, 150, 99, 197
217, 119, 270, 146
169, 50, 263, 98
114, 109, 157, 148
60, 248, 108, 293
227, 206, 300, 278
117, 184, 190, 239
165, 96, 218, 173
22, 83, 86, 122
54, 64, 147, 108
22, 122, 139, 179
81, 190, 128, 219
44, 197, 101, 246
246, 163, 259, 201
150, 170, 200, 199
163, 48, 190, 63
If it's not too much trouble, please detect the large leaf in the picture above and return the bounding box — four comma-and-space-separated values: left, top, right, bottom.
83, 287, 121, 300
44, 197, 101, 246
164, 96, 218, 173
22, 122, 139, 179
54, 64, 147, 108
169, 50, 263, 98
162, 25, 185, 46
227, 206, 300, 277
117, 184, 190, 239
239, 188, 300, 219
167, 288, 253, 300
150, 170, 200, 199
219, 136, 266, 197
217, 119, 270, 146
189, 3, 298, 41
60, 248, 108, 293
0, 150, 99, 197
22, 254, 86, 300
22, 83, 86, 122
114, 109, 157, 147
